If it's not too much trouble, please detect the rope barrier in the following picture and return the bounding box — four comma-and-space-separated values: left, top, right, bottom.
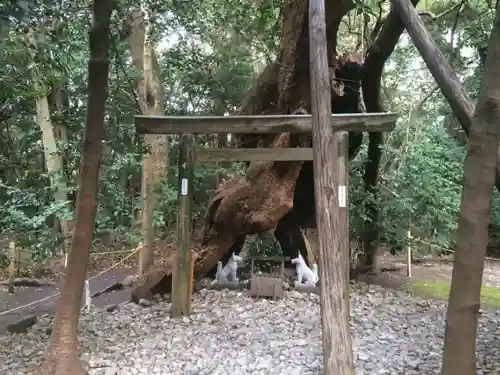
0, 244, 142, 317
86, 244, 141, 281
0, 293, 59, 317
92, 249, 135, 255
6, 248, 134, 256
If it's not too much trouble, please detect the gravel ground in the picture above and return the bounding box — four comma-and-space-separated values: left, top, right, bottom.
1, 284, 500, 375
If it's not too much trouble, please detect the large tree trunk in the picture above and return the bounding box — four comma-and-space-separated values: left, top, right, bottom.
131, 0, 358, 300
275, 55, 363, 267
440, 5, 500, 375
32, 1, 114, 374
348, 0, 420, 276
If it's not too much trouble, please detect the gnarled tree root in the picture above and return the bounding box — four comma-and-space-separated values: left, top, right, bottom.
130, 234, 239, 302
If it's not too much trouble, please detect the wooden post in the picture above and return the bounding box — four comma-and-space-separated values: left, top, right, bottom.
8, 242, 17, 294
171, 134, 195, 317
309, 0, 354, 373
406, 229, 412, 277
14, 244, 20, 276
139, 134, 155, 275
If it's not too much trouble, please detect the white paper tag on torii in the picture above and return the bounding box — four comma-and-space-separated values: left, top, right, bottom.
338, 186, 347, 208
181, 178, 188, 196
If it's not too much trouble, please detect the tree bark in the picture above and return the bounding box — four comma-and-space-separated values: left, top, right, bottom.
441, 5, 500, 375
33, 1, 114, 374
309, 0, 354, 373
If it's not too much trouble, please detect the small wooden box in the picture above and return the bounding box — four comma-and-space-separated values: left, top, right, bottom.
249, 276, 284, 300
247, 255, 288, 300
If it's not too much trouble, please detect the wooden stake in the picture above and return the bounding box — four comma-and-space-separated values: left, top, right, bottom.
84, 279, 91, 313
14, 244, 20, 276
8, 242, 17, 294
309, 0, 354, 373
406, 229, 412, 277
172, 134, 195, 317
188, 250, 195, 304
300, 228, 316, 266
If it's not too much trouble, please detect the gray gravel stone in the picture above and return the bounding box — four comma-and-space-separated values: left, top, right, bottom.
1, 284, 500, 374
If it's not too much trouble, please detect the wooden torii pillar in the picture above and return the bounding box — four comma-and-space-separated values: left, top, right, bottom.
309, 0, 355, 374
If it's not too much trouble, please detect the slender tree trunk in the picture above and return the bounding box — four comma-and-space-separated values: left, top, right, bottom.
52, 80, 71, 240
129, 8, 166, 274
441, 5, 500, 375
27, 29, 69, 241
150, 51, 168, 186
360, 132, 382, 273
214, 98, 227, 188
34, 1, 114, 374
215, 133, 227, 187
35, 95, 69, 238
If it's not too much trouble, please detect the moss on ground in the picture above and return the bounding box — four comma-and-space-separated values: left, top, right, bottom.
410, 279, 500, 309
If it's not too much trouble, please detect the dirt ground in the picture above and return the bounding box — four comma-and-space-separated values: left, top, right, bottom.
0, 266, 136, 334
360, 252, 500, 290
0, 247, 139, 334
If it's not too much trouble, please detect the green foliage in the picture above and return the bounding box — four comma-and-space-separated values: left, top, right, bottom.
246, 234, 283, 273
380, 123, 466, 253
0, 180, 70, 258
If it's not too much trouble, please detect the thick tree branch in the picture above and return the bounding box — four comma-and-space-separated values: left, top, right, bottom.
392, 0, 474, 131
392, 0, 500, 193
417, 0, 465, 21
370, 0, 464, 45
